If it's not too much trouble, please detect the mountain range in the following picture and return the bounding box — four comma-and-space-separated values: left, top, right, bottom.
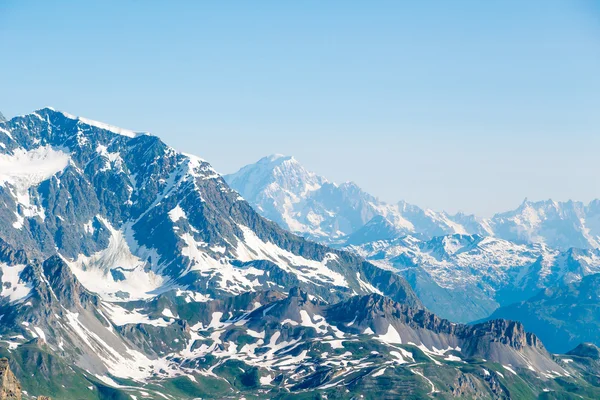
225, 155, 600, 250
226, 155, 600, 338
0, 109, 598, 399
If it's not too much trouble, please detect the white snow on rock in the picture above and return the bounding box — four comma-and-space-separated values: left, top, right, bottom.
102, 303, 172, 327
376, 324, 402, 344
0, 146, 70, 228
235, 225, 348, 288
54, 109, 149, 139
65, 217, 167, 301
0, 263, 32, 303
168, 205, 187, 223
0, 146, 70, 190
503, 364, 517, 375
161, 308, 176, 318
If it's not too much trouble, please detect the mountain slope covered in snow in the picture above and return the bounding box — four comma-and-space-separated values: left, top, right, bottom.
224, 155, 492, 245
0, 109, 599, 398
351, 234, 600, 323
226, 156, 600, 323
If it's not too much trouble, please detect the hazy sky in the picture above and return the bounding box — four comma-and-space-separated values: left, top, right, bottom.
1, 1, 599, 216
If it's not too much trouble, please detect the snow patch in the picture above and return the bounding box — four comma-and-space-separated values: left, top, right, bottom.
0, 263, 32, 303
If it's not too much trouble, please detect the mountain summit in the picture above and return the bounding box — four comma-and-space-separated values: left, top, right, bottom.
227, 155, 600, 250
225, 156, 486, 244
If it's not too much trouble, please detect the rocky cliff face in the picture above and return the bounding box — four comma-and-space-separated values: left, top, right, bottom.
0, 359, 20, 400
0, 108, 420, 307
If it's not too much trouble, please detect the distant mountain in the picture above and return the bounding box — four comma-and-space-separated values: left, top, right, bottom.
226, 156, 600, 250
226, 155, 600, 327
0, 111, 6, 123
224, 155, 490, 245
489, 198, 600, 250
350, 234, 600, 322
486, 273, 600, 353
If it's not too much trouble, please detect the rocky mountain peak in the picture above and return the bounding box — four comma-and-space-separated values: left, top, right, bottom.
0, 239, 28, 266
0, 358, 21, 400
287, 286, 309, 301
344, 215, 401, 246
473, 319, 541, 350
0, 111, 6, 123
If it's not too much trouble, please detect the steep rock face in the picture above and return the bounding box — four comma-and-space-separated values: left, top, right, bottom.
0, 109, 425, 394
0, 359, 21, 400
0, 108, 420, 306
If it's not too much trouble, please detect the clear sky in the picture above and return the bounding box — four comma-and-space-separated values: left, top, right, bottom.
1, 1, 599, 216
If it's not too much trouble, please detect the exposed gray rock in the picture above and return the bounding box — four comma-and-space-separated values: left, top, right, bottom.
0, 359, 20, 400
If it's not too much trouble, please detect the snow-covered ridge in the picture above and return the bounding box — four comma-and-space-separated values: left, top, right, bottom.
40, 107, 150, 138
225, 155, 491, 245
227, 155, 600, 250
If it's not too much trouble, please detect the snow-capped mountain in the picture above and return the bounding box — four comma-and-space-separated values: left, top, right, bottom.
0, 108, 421, 305
0, 109, 597, 398
226, 156, 600, 250
350, 234, 600, 323
225, 154, 600, 327
489, 198, 600, 250
0, 108, 419, 395
224, 155, 491, 245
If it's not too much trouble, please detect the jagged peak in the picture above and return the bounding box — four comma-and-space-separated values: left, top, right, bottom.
0, 111, 6, 122
287, 286, 306, 298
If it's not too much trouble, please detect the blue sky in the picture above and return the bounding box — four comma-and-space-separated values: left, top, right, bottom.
1, 0, 599, 215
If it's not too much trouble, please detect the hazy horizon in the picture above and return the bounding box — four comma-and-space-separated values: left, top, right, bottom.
2, 0, 599, 215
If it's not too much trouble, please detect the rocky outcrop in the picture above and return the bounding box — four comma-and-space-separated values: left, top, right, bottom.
568, 343, 600, 360
0, 359, 21, 400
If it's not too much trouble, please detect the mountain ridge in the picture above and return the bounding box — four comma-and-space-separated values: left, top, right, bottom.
0, 109, 599, 398
226, 154, 600, 250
